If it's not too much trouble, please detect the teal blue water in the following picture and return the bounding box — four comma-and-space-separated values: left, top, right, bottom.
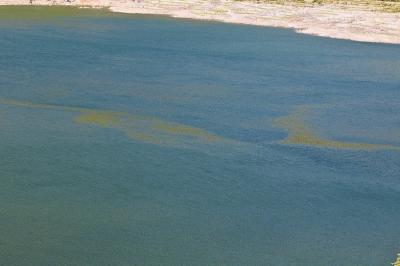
1, 7, 400, 265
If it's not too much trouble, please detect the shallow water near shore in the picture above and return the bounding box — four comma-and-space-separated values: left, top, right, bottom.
1, 6, 400, 265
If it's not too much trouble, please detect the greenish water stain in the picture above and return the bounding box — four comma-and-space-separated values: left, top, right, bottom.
274, 106, 400, 150
0, 97, 223, 146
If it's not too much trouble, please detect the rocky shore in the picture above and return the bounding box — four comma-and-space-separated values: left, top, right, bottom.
1, 0, 399, 44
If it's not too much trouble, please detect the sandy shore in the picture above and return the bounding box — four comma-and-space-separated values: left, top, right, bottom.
1, 0, 400, 44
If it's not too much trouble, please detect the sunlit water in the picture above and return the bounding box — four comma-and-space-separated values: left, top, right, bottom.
1, 7, 399, 265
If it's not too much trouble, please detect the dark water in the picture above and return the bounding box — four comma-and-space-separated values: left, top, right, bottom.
0, 7, 399, 265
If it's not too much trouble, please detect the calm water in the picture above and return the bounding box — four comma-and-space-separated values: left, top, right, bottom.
0, 7, 399, 265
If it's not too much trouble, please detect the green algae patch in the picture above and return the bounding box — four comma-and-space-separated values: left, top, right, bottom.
0, 97, 223, 147
274, 106, 399, 151
153, 122, 220, 142
75, 110, 221, 145
75, 111, 122, 128
0, 97, 82, 112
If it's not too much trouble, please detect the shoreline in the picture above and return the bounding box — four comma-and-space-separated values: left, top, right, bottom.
1, 0, 400, 44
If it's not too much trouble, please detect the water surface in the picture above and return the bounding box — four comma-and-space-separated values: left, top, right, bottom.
1, 6, 399, 265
